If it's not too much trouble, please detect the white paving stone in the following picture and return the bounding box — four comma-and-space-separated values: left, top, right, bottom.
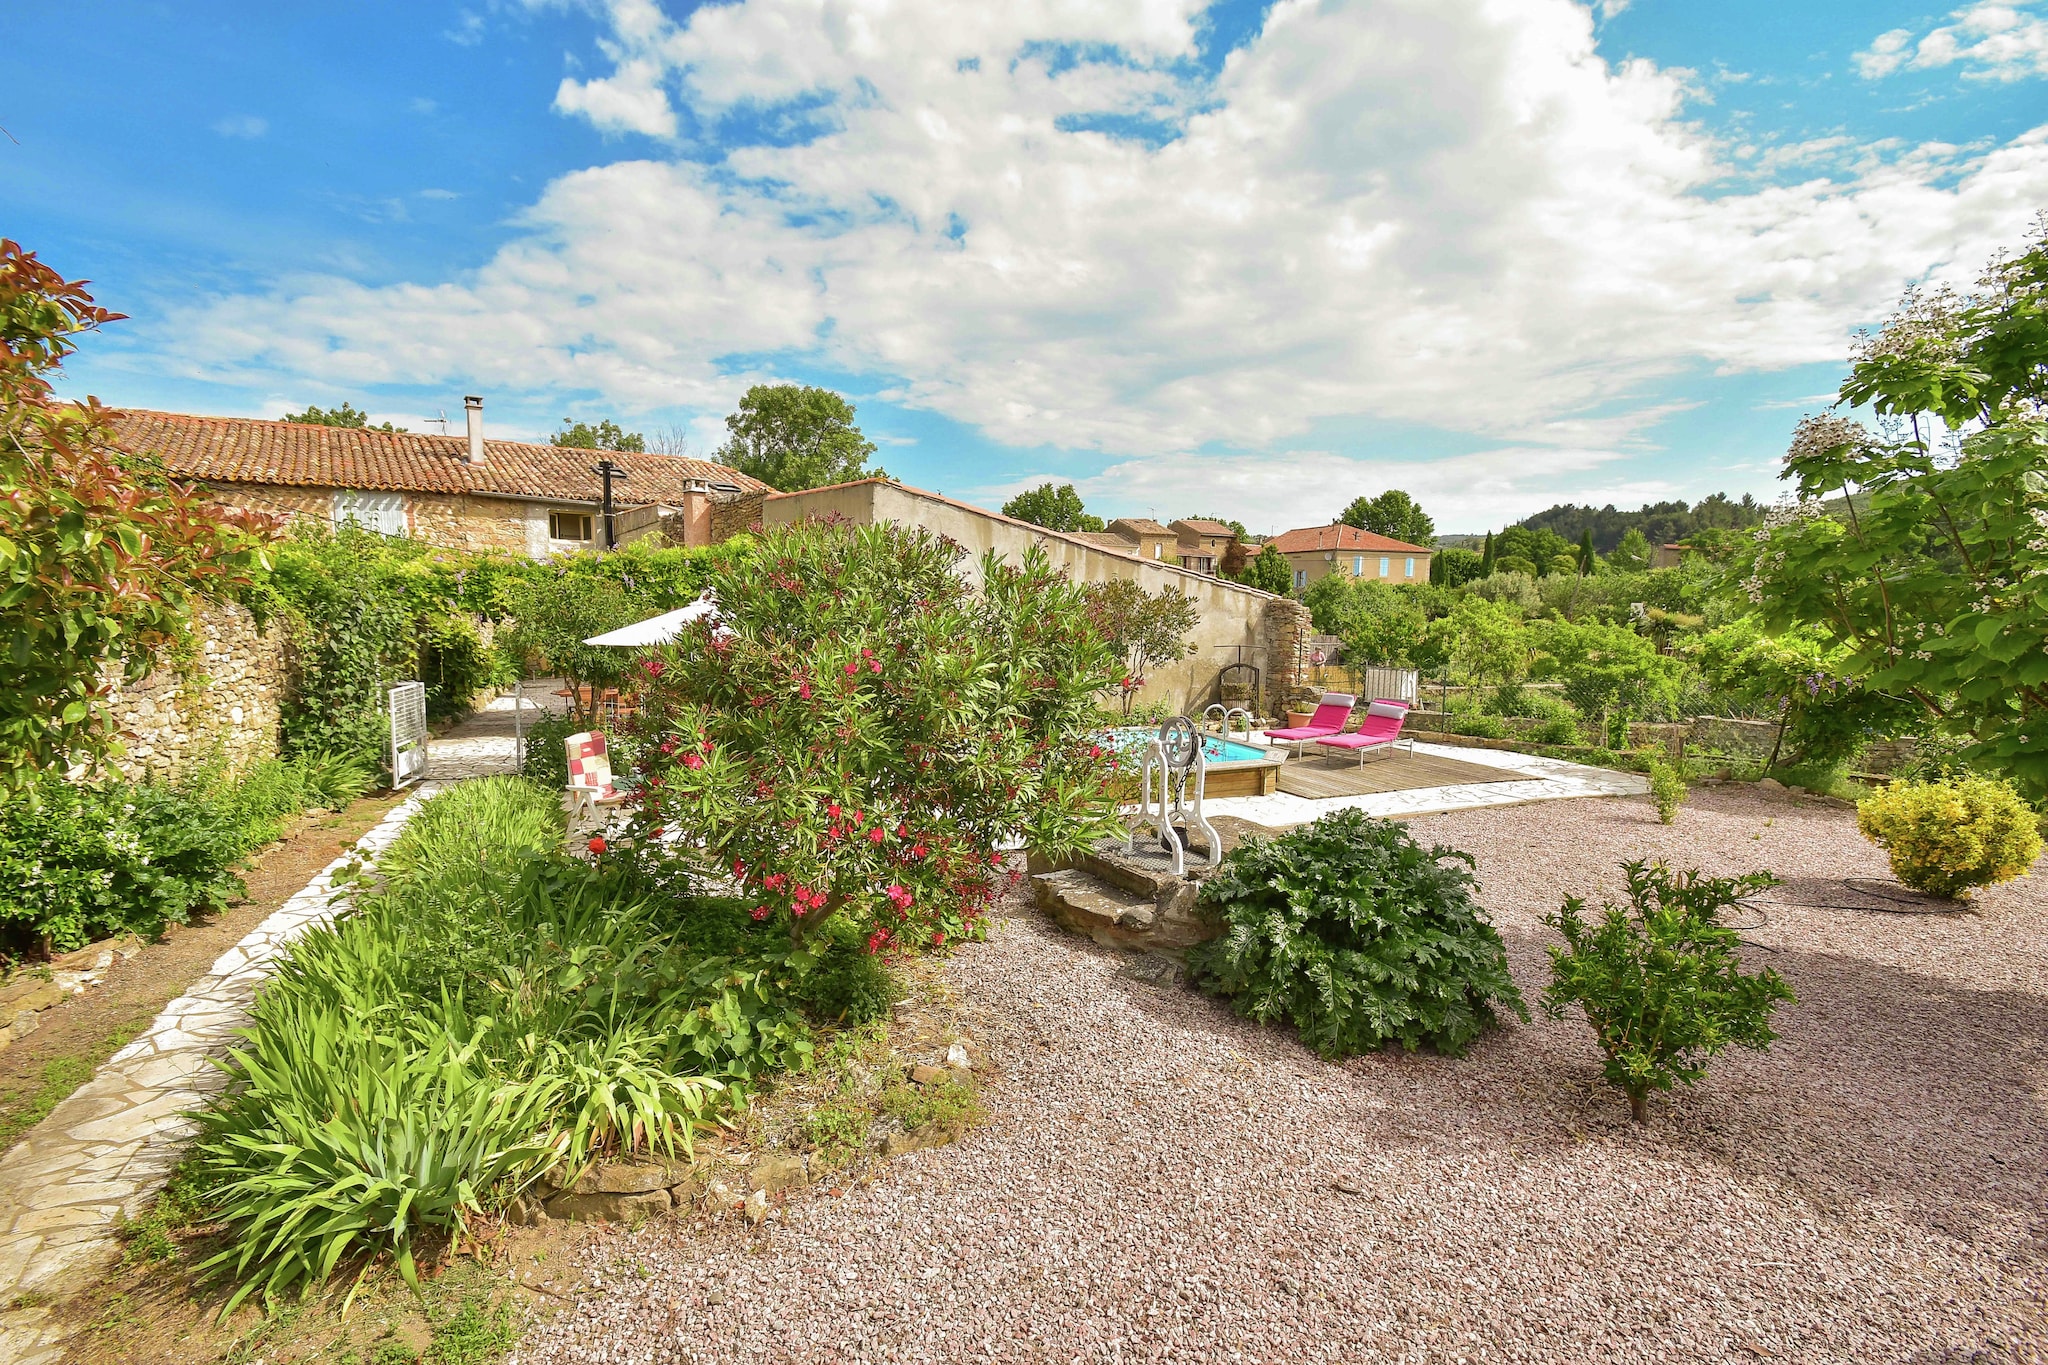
1202, 737, 1647, 828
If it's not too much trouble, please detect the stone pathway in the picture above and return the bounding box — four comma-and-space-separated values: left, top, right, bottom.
0, 789, 435, 1365
425, 690, 544, 780
1203, 738, 1647, 826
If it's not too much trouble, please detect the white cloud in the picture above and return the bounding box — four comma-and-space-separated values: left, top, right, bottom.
1855, 2, 2048, 82
169, 0, 2048, 525
210, 114, 267, 139
446, 9, 487, 47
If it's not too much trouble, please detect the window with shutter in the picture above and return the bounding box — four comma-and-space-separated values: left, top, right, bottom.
332, 490, 407, 536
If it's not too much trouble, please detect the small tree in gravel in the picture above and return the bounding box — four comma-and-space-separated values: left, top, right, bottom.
627, 518, 1123, 951
1542, 862, 1794, 1123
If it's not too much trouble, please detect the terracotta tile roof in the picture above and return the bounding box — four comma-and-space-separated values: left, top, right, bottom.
109, 409, 768, 505
1269, 523, 1431, 555
1107, 517, 1173, 537
1072, 530, 1140, 554
1173, 519, 1237, 539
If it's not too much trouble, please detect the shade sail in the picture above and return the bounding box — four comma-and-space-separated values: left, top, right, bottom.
582, 593, 721, 647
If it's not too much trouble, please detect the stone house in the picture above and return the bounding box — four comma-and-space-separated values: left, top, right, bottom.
1269, 523, 1432, 593
1169, 519, 1237, 575
111, 398, 767, 557
1104, 517, 1179, 564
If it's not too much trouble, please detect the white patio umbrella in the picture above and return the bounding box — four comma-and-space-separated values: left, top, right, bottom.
582, 591, 724, 647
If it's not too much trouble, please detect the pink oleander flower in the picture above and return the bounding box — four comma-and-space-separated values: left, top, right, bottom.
751, 905, 771, 921
682, 752, 703, 769
587, 837, 607, 855
640, 657, 665, 678
867, 826, 886, 844
885, 883, 914, 910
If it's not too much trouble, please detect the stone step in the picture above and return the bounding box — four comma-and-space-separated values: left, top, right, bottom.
1031, 868, 1157, 936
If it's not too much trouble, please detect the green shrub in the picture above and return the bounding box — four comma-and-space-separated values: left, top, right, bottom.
797, 925, 899, 1025
419, 613, 511, 721
1856, 775, 2043, 899
1530, 716, 1581, 745
1186, 809, 1528, 1058
1648, 755, 1687, 824
1448, 714, 1507, 740
1541, 861, 1793, 1123
292, 749, 378, 808
1, 773, 241, 952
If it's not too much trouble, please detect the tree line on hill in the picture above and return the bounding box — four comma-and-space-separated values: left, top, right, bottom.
1513, 493, 1764, 555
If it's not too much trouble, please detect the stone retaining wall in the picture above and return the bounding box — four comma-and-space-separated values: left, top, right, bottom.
97, 600, 285, 783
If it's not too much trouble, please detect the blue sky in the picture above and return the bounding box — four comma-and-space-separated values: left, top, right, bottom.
6, 0, 2046, 532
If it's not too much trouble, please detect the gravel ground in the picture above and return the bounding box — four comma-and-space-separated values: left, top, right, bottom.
513, 784, 2048, 1364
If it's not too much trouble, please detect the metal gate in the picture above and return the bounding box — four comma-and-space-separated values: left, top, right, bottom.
390, 681, 428, 788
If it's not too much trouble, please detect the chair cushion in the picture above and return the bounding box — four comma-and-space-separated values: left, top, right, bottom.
1267, 725, 1340, 741
1318, 732, 1388, 750
1366, 700, 1408, 720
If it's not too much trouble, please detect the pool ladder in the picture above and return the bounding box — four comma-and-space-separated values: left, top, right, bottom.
1201, 704, 1255, 742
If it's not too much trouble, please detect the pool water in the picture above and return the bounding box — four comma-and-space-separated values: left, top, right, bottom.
1102, 726, 1271, 764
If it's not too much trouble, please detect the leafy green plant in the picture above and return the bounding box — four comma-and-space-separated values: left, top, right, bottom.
1751, 223, 2048, 799
1648, 756, 1688, 824
1856, 775, 2042, 899
798, 1102, 872, 1171
294, 749, 378, 808
877, 1075, 980, 1138
1186, 809, 1528, 1058
1447, 713, 1506, 740
1530, 716, 1581, 745
1541, 861, 1793, 1123
0, 241, 278, 787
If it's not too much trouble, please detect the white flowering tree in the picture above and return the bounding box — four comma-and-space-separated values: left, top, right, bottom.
1746, 221, 2048, 798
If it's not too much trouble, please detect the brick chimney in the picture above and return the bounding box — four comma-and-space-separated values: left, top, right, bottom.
463, 395, 484, 465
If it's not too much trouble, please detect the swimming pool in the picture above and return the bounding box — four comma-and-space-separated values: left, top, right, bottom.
1101, 727, 1271, 764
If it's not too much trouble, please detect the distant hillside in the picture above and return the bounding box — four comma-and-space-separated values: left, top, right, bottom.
1515, 493, 1764, 554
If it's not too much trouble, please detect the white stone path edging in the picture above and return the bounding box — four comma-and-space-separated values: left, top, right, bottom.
1202, 738, 1647, 827
0, 786, 437, 1362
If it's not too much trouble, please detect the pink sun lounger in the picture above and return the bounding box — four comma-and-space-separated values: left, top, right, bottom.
1315, 699, 1414, 766
1265, 692, 1356, 758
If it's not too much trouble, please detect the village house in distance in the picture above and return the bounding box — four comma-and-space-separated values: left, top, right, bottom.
110, 398, 768, 558
1267, 523, 1432, 592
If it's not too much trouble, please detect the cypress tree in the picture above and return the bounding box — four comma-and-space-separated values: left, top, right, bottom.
1578, 528, 1596, 577
1480, 531, 1495, 576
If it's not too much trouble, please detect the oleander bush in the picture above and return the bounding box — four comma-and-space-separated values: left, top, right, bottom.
1187, 809, 1528, 1058
1542, 861, 1793, 1123
1856, 775, 2042, 899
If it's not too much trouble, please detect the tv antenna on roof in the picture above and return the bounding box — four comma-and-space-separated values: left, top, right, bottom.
431, 409, 449, 435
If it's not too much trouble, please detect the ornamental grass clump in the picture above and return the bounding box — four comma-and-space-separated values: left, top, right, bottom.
1542, 861, 1793, 1124
1856, 775, 2042, 899
1185, 809, 1527, 1059
193, 778, 821, 1313
627, 518, 1123, 954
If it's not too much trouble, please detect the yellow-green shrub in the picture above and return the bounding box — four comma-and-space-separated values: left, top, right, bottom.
1856, 776, 2042, 899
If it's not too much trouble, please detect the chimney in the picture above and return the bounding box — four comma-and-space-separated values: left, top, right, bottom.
463, 395, 484, 465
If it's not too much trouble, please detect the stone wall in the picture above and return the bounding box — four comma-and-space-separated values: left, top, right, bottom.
710, 490, 768, 543
756, 481, 1288, 717
99, 600, 285, 783
203, 482, 601, 559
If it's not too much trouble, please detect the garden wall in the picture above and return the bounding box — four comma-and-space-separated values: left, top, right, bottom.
756, 480, 1295, 716
96, 601, 285, 783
